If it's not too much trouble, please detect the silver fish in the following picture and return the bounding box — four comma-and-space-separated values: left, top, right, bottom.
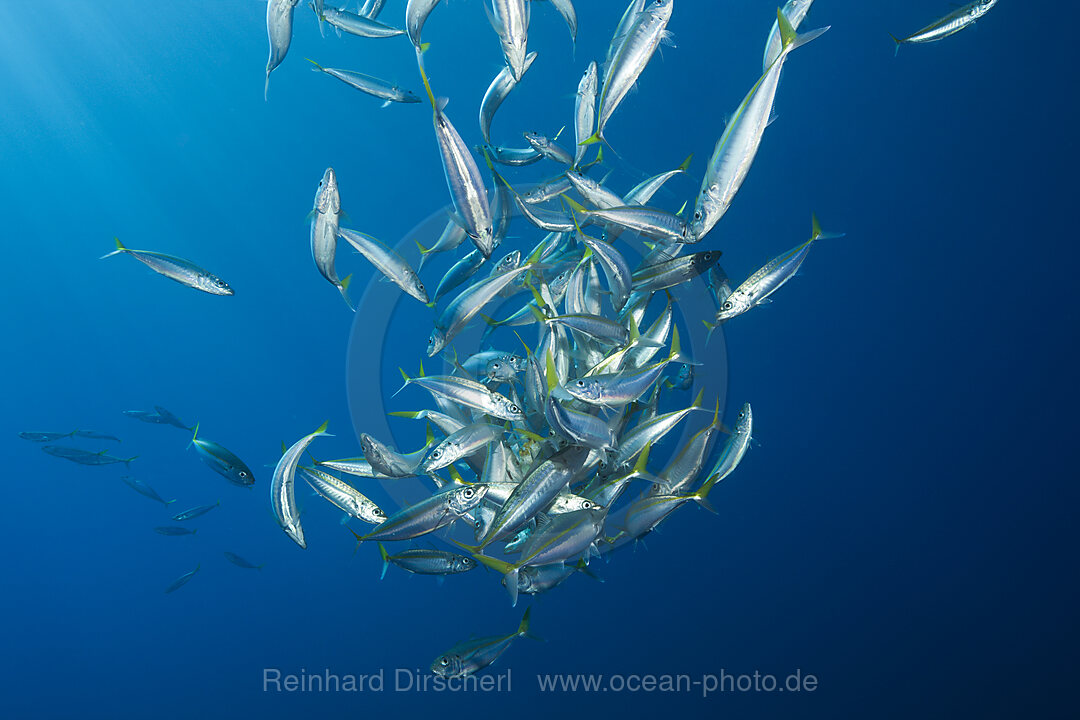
299, 466, 386, 523
431, 608, 535, 677
573, 61, 598, 167
340, 227, 428, 303
310, 168, 351, 307
490, 0, 531, 81
428, 264, 536, 356
891, 0, 996, 54
121, 476, 175, 506
763, 0, 816, 70
100, 239, 233, 296
480, 52, 538, 145
314, 3, 404, 37
171, 502, 220, 521
266, 0, 300, 100
271, 421, 331, 549
307, 60, 420, 106
406, 0, 442, 48
378, 544, 475, 579
224, 552, 263, 570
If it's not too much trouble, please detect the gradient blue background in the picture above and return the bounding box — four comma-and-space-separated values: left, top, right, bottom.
1, 1, 1076, 717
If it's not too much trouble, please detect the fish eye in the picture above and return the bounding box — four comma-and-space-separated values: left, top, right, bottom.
475, 519, 482, 528
418, 283, 425, 291
703, 252, 714, 260
693, 211, 702, 220
492, 362, 500, 369
238, 471, 247, 478
464, 557, 474, 565
582, 501, 593, 509
576, 380, 585, 387
440, 658, 449, 666
463, 488, 475, 498
723, 301, 733, 310
510, 404, 521, 413
215, 279, 226, 287
376, 509, 386, 517
432, 450, 442, 459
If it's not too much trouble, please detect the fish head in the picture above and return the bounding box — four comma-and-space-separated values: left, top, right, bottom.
646, 0, 674, 24
713, 294, 746, 323
427, 328, 447, 357
198, 273, 234, 296
566, 377, 603, 403
446, 483, 488, 515
496, 250, 522, 273
315, 167, 340, 214
494, 395, 525, 422
406, 271, 429, 304
523, 131, 546, 151
365, 504, 387, 525
687, 205, 709, 242
453, 555, 476, 573
569, 496, 604, 513
735, 403, 752, 434
503, 39, 529, 82
431, 653, 464, 678
227, 463, 256, 487
422, 442, 455, 473
692, 250, 722, 273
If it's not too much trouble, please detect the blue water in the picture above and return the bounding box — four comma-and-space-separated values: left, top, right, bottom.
2, 1, 1077, 717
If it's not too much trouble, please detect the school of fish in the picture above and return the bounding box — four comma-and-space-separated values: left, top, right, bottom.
43, 0, 997, 678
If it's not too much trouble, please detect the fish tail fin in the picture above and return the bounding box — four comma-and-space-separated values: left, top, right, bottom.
415, 45, 438, 110
191, 528, 198, 535
888, 33, 903, 57
449, 538, 486, 557
778, 9, 829, 54
339, 274, 354, 310
264, 72, 270, 102
810, 213, 845, 241
100, 237, 127, 260
305, 57, 325, 72
378, 543, 390, 580
165, 499, 177, 506
518, 607, 541, 640
574, 557, 604, 582
124, 456, 138, 467
312, 421, 331, 438
578, 131, 603, 147
394, 368, 412, 397
702, 318, 719, 344
188, 422, 200, 450
677, 153, 693, 173
690, 471, 722, 514
346, 525, 364, 554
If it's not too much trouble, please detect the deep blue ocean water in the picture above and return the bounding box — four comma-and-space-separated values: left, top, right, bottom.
2, 1, 1077, 717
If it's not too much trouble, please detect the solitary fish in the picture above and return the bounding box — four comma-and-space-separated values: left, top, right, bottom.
339, 228, 428, 303
706, 215, 841, 326
190, 424, 256, 488
431, 608, 537, 678
72, 431, 120, 442
155, 526, 197, 536
164, 565, 200, 594
19, 431, 74, 442
42, 446, 136, 467
313, 3, 405, 37
172, 502, 221, 522
266, 0, 301, 100
224, 552, 264, 570
307, 60, 420, 107
890, 0, 996, 55
121, 476, 175, 506
101, 239, 233, 296
310, 168, 352, 308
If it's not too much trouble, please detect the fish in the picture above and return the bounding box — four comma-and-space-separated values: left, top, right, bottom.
313, 3, 404, 37
360, 433, 422, 478
378, 544, 475, 579
619, 467, 724, 541
309, 168, 352, 308
101, 239, 233, 295
121, 476, 175, 506
224, 552, 264, 570
489, 0, 531, 81
706, 215, 841, 326
299, 466, 386, 524
420, 423, 505, 473
350, 484, 488, 542
573, 62, 598, 167
42, 446, 136, 467
406, 0, 442, 48
154, 526, 197, 536
271, 421, 331, 549
189, 424, 255, 488
164, 565, 200, 594
308, 61, 422, 106
585, 0, 674, 146
428, 264, 536, 356
890, 0, 996, 55
479, 52, 538, 145
700, 403, 753, 488
119, 406, 191, 430
19, 431, 75, 442
631, 250, 721, 293
266, 0, 300, 100
524, 131, 574, 166
483, 145, 543, 167
431, 608, 537, 677
416, 59, 496, 258
545, 0, 578, 45
359, 0, 387, 18
417, 219, 469, 272
398, 369, 526, 422
339, 228, 428, 303
66, 431, 120, 442
688, 11, 828, 241
171, 502, 221, 522
433, 248, 487, 303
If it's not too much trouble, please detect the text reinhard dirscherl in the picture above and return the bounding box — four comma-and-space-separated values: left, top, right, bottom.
262, 668, 819, 697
